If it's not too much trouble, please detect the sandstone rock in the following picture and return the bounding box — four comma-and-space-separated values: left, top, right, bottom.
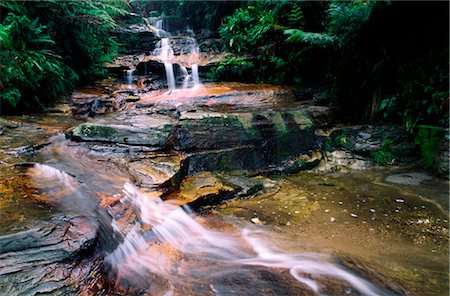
70, 92, 125, 117
0, 215, 101, 295
68, 114, 175, 147
175, 171, 236, 205
127, 154, 187, 191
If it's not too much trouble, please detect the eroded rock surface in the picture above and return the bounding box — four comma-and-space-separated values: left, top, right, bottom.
67, 84, 331, 174
0, 215, 101, 295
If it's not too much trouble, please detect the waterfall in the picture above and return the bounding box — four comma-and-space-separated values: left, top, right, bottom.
161, 38, 175, 90
126, 69, 134, 87
105, 183, 392, 296
153, 38, 176, 90
164, 62, 176, 90
180, 66, 191, 89
179, 36, 201, 88
192, 64, 200, 87
151, 19, 202, 90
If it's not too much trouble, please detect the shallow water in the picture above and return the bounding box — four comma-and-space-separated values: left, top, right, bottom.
220, 171, 449, 296
0, 107, 448, 295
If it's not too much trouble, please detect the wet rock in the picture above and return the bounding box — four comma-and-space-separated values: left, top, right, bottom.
328, 125, 411, 156
127, 154, 187, 191
168, 171, 275, 210
0, 215, 100, 295
175, 172, 237, 205
68, 114, 175, 147
67, 85, 335, 174
15, 141, 51, 156
70, 92, 125, 117
0, 118, 21, 129
112, 25, 158, 54
385, 172, 433, 186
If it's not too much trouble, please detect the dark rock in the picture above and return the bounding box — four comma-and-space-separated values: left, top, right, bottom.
70, 92, 125, 117
68, 114, 176, 147
112, 25, 158, 55
15, 141, 51, 156
67, 85, 334, 174
0, 215, 100, 295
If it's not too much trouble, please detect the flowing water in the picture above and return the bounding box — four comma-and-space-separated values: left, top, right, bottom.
153, 38, 176, 90
103, 183, 397, 296
0, 101, 448, 295
126, 69, 135, 88
151, 18, 201, 90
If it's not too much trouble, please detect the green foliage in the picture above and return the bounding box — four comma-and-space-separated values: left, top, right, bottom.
217, 1, 330, 85
334, 133, 350, 149
414, 125, 443, 168
220, 6, 278, 54
0, 1, 129, 113
284, 29, 334, 48
0, 13, 77, 110
370, 139, 396, 165
207, 58, 255, 83
217, 2, 301, 84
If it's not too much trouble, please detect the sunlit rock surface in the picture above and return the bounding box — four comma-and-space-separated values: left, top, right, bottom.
68, 83, 331, 174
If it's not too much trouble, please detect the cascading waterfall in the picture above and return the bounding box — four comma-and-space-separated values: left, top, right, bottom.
105, 183, 395, 296
161, 39, 176, 90
181, 36, 201, 88
126, 69, 135, 87
192, 64, 200, 86
151, 19, 201, 90
152, 31, 176, 90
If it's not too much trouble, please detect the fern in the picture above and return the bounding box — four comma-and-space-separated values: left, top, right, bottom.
288, 4, 304, 27
284, 29, 334, 48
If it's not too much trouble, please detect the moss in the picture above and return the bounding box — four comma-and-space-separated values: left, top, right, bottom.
268, 112, 288, 134
76, 124, 117, 139
218, 154, 229, 170
289, 110, 313, 129
334, 132, 350, 149
236, 113, 258, 138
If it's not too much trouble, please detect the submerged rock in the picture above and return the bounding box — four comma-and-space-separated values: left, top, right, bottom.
385, 172, 433, 186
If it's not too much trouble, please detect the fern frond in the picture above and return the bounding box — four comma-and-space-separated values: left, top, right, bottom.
284, 29, 334, 48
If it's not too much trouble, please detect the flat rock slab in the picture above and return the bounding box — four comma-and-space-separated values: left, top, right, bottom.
127, 154, 187, 190
385, 172, 433, 186
0, 215, 99, 295
174, 171, 236, 204
69, 114, 176, 146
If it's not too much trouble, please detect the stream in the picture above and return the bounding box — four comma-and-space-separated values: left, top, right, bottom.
0, 99, 448, 296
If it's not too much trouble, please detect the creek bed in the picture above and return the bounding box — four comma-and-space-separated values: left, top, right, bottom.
218, 170, 449, 296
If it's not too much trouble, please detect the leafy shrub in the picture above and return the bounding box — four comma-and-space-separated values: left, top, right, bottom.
0, 1, 129, 113
0, 13, 77, 111
414, 125, 443, 168
370, 139, 396, 165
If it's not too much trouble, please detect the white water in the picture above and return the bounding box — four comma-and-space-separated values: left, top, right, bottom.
153, 38, 176, 90
192, 64, 200, 86
180, 36, 201, 88
105, 183, 391, 295
151, 19, 201, 90
126, 69, 135, 87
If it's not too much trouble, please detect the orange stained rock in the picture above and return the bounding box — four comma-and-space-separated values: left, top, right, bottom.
99, 193, 124, 207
